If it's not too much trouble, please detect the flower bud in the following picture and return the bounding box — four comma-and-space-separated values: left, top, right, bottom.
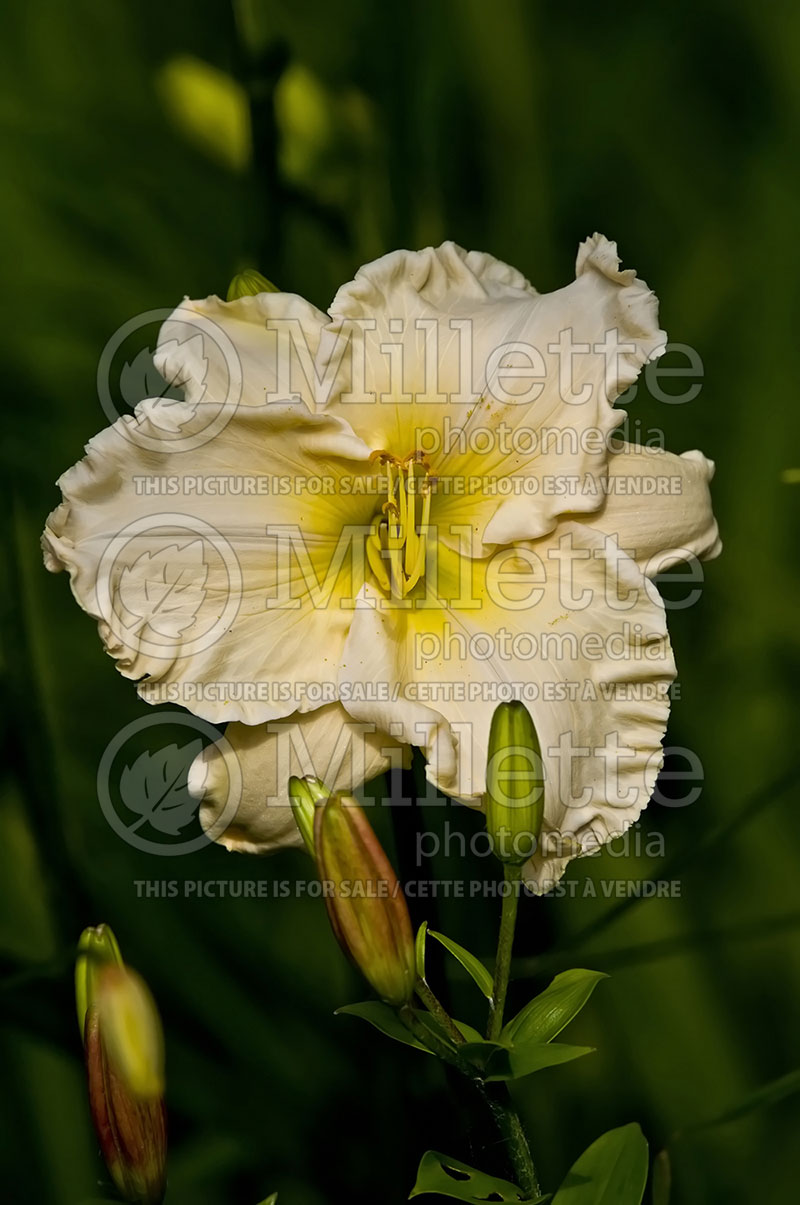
226, 268, 279, 300
485, 700, 545, 865
288, 775, 331, 855
76, 923, 123, 1038
314, 794, 416, 1006
96, 966, 165, 1100
78, 930, 167, 1205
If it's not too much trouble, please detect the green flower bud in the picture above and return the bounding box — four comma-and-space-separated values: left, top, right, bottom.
84, 963, 167, 1204
485, 700, 545, 865
314, 794, 416, 1006
226, 268, 279, 300
288, 775, 331, 855
76, 924, 123, 1039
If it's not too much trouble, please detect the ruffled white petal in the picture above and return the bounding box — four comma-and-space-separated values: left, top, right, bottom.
155, 291, 329, 410
579, 441, 722, 574
189, 703, 403, 853
338, 526, 675, 891
319, 242, 538, 453
42, 400, 374, 724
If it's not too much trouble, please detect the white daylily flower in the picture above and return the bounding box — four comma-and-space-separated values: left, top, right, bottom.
43, 236, 720, 889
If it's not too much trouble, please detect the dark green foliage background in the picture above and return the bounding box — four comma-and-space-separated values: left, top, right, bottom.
1, 1, 798, 1202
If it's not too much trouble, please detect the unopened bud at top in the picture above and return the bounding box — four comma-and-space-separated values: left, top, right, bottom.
288, 775, 331, 855
314, 794, 416, 1006
485, 700, 545, 865
76, 923, 123, 1039
226, 268, 279, 300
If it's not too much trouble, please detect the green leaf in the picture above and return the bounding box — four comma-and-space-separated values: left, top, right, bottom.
416, 920, 428, 980
452, 1039, 508, 1075
255, 1195, 278, 1205
503, 970, 608, 1045
551, 1124, 648, 1205
650, 1151, 670, 1205
409, 1150, 549, 1203
419, 1013, 485, 1047
428, 929, 494, 1000
459, 1039, 593, 1081
335, 1002, 431, 1053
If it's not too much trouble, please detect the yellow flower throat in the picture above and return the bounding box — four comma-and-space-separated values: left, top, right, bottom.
366, 450, 434, 597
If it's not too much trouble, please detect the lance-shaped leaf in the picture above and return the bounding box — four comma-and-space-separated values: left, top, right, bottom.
503, 970, 608, 1045
417, 1013, 484, 1047
459, 1039, 593, 1082
336, 1002, 483, 1055
410, 1150, 550, 1203
335, 1001, 432, 1052
315, 794, 416, 1006
428, 929, 494, 1000
551, 1124, 648, 1205
415, 920, 428, 981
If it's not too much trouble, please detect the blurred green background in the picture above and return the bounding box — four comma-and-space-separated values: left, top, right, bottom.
1, 0, 799, 1201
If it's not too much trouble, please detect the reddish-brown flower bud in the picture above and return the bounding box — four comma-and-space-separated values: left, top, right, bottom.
77, 928, 167, 1205
314, 794, 416, 1006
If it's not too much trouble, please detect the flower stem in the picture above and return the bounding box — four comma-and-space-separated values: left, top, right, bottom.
401, 1006, 540, 1194
415, 979, 466, 1046
484, 863, 541, 1197
398, 1005, 473, 1076
480, 1082, 541, 1199
488, 863, 522, 1042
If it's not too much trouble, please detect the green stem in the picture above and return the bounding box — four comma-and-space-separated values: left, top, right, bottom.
415, 979, 466, 1046
403, 1004, 540, 1196
398, 1005, 472, 1075
488, 863, 522, 1042
481, 1082, 542, 1199
484, 863, 541, 1197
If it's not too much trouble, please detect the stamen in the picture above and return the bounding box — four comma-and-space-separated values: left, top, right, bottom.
367, 449, 435, 598
366, 515, 391, 593
404, 465, 418, 576
404, 483, 432, 593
